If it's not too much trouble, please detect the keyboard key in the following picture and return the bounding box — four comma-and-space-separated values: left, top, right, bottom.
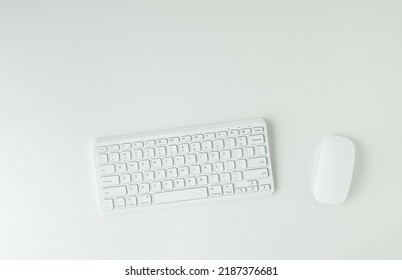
151, 158, 162, 169
110, 152, 120, 162
209, 185, 223, 197
197, 153, 208, 163
99, 164, 115, 175
202, 141, 213, 151
174, 155, 185, 166
178, 166, 189, 176
167, 145, 178, 155
213, 162, 224, 172
128, 161, 139, 171
247, 186, 258, 193
132, 172, 143, 182
220, 150, 231, 160
201, 163, 213, 174
209, 151, 219, 161
221, 173, 231, 183
144, 148, 155, 157
144, 170, 155, 181
100, 175, 119, 186
157, 138, 168, 145
179, 143, 190, 153
225, 161, 235, 171
133, 141, 144, 148
121, 143, 132, 150
236, 159, 247, 169
232, 171, 242, 181
248, 134, 265, 145
174, 178, 185, 189
260, 184, 272, 191
252, 126, 264, 134
139, 183, 150, 193
209, 174, 220, 184
163, 157, 173, 167
98, 154, 108, 164
109, 144, 119, 151
127, 196, 138, 207
216, 131, 227, 138
139, 160, 150, 170
205, 133, 215, 140
244, 147, 254, 157
102, 186, 127, 198
185, 177, 196, 187
116, 162, 127, 173
151, 181, 162, 191
168, 137, 179, 144
138, 194, 152, 206
223, 184, 234, 195
197, 176, 208, 185
186, 154, 197, 164
127, 184, 139, 194
240, 128, 251, 135
145, 140, 156, 147
232, 148, 243, 158
121, 151, 131, 161
247, 180, 258, 187
155, 169, 167, 179
163, 180, 174, 190
193, 134, 203, 141
153, 187, 208, 204
190, 142, 201, 152
167, 168, 178, 178
155, 146, 167, 157
213, 139, 224, 150
228, 130, 239, 137
180, 135, 192, 142
247, 157, 267, 168
115, 197, 126, 209
102, 199, 114, 211
236, 187, 247, 194
236, 137, 247, 147
244, 168, 269, 180
225, 138, 236, 148
121, 173, 131, 184
132, 150, 143, 159
255, 145, 266, 156
96, 146, 107, 153
190, 165, 201, 175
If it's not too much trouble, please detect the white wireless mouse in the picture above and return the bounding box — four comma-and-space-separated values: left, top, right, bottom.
313, 135, 355, 205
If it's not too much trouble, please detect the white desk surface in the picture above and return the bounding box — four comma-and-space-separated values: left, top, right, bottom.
1, 0, 401, 259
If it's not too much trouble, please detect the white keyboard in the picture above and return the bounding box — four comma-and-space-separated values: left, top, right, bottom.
94, 119, 275, 215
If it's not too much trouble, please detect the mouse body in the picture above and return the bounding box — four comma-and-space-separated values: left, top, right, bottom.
313, 135, 355, 205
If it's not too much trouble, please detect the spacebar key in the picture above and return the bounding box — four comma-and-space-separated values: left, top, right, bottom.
153, 187, 208, 205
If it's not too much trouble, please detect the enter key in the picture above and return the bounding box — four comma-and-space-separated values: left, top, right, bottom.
247, 157, 268, 168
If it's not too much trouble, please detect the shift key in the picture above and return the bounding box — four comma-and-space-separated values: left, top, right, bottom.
244, 168, 269, 180
102, 186, 127, 198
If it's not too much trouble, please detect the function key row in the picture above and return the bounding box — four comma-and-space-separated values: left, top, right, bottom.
97, 135, 264, 158
96, 127, 264, 153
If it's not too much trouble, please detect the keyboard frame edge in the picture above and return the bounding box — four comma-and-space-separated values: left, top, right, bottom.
93, 118, 275, 215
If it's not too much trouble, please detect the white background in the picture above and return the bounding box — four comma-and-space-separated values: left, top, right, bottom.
0, 0, 401, 259
1, 260, 402, 280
